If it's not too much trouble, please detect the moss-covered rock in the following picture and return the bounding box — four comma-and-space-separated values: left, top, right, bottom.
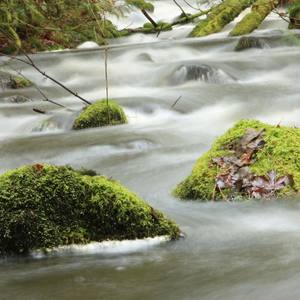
190, 0, 254, 37
8, 75, 33, 89
72, 99, 127, 130
174, 120, 300, 201
234, 36, 265, 51
289, 1, 300, 29
230, 0, 278, 36
0, 71, 32, 90
0, 164, 180, 256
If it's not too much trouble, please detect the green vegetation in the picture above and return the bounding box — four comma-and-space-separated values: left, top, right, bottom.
0, 164, 180, 256
143, 21, 172, 32
126, 0, 154, 12
0, 0, 124, 54
190, 0, 254, 37
288, 0, 300, 29
230, 0, 277, 36
72, 99, 127, 130
174, 120, 300, 200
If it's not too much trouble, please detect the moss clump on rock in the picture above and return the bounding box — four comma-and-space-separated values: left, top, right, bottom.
230, 0, 278, 36
8, 75, 32, 89
72, 99, 127, 130
289, 1, 300, 29
0, 164, 180, 256
190, 0, 254, 37
174, 120, 300, 201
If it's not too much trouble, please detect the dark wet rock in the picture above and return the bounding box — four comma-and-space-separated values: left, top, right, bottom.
170, 64, 236, 85
235, 36, 267, 51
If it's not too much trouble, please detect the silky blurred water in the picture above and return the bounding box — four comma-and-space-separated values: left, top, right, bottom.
1, 1, 300, 299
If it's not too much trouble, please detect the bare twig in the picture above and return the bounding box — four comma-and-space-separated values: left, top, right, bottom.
8, 65, 67, 109
141, 9, 158, 27
104, 47, 111, 124
0, 52, 92, 105
173, 0, 188, 18
171, 96, 182, 109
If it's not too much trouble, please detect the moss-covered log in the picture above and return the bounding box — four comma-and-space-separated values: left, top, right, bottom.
230, 0, 278, 36
190, 0, 254, 37
0, 164, 180, 256
72, 99, 127, 130
174, 120, 300, 201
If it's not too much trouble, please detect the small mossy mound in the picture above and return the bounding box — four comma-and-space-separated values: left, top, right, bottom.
8, 75, 33, 89
0, 164, 180, 256
190, 0, 254, 37
174, 120, 300, 201
0, 71, 32, 90
234, 36, 265, 51
72, 99, 128, 130
289, 1, 300, 29
230, 0, 278, 36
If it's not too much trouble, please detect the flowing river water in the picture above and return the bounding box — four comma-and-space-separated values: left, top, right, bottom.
1, 1, 300, 299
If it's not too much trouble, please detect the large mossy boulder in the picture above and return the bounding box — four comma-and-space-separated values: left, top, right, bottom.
174, 120, 300, 201
0, 164, 180, 256
72, 99, 127, 130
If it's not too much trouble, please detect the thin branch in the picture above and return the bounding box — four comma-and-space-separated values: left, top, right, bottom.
171, 96, 182, 109
173, 0, 188, 18
141, 9, 158, 27
0, 52, 92, 105
8, 65, 67, 109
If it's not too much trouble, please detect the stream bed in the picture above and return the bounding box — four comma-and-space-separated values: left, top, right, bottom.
1, 1, 300, 299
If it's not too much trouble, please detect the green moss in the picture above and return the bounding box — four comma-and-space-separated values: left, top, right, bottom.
174, 120, 300, 200
0, 164, 180, 256
190, 0, 254, 37
142, 21, 172, 32
126, 0, 155, 12
72, 99, 128, 130
230, 0, 278, 36
289, 0, 300, 29
0, 1, 124, 54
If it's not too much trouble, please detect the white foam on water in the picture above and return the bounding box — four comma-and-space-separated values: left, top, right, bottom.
31, 236, 170, 259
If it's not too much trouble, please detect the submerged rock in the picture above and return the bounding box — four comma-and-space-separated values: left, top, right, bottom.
0, 164, 180, 256
234, 36, 266, 51
72, 99, 127, 130
171, 64, 236, 85
0, 95, 32, 103
174, 120, 300, 201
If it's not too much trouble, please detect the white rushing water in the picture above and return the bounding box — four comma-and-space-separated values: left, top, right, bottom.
1, 0, 300, 299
